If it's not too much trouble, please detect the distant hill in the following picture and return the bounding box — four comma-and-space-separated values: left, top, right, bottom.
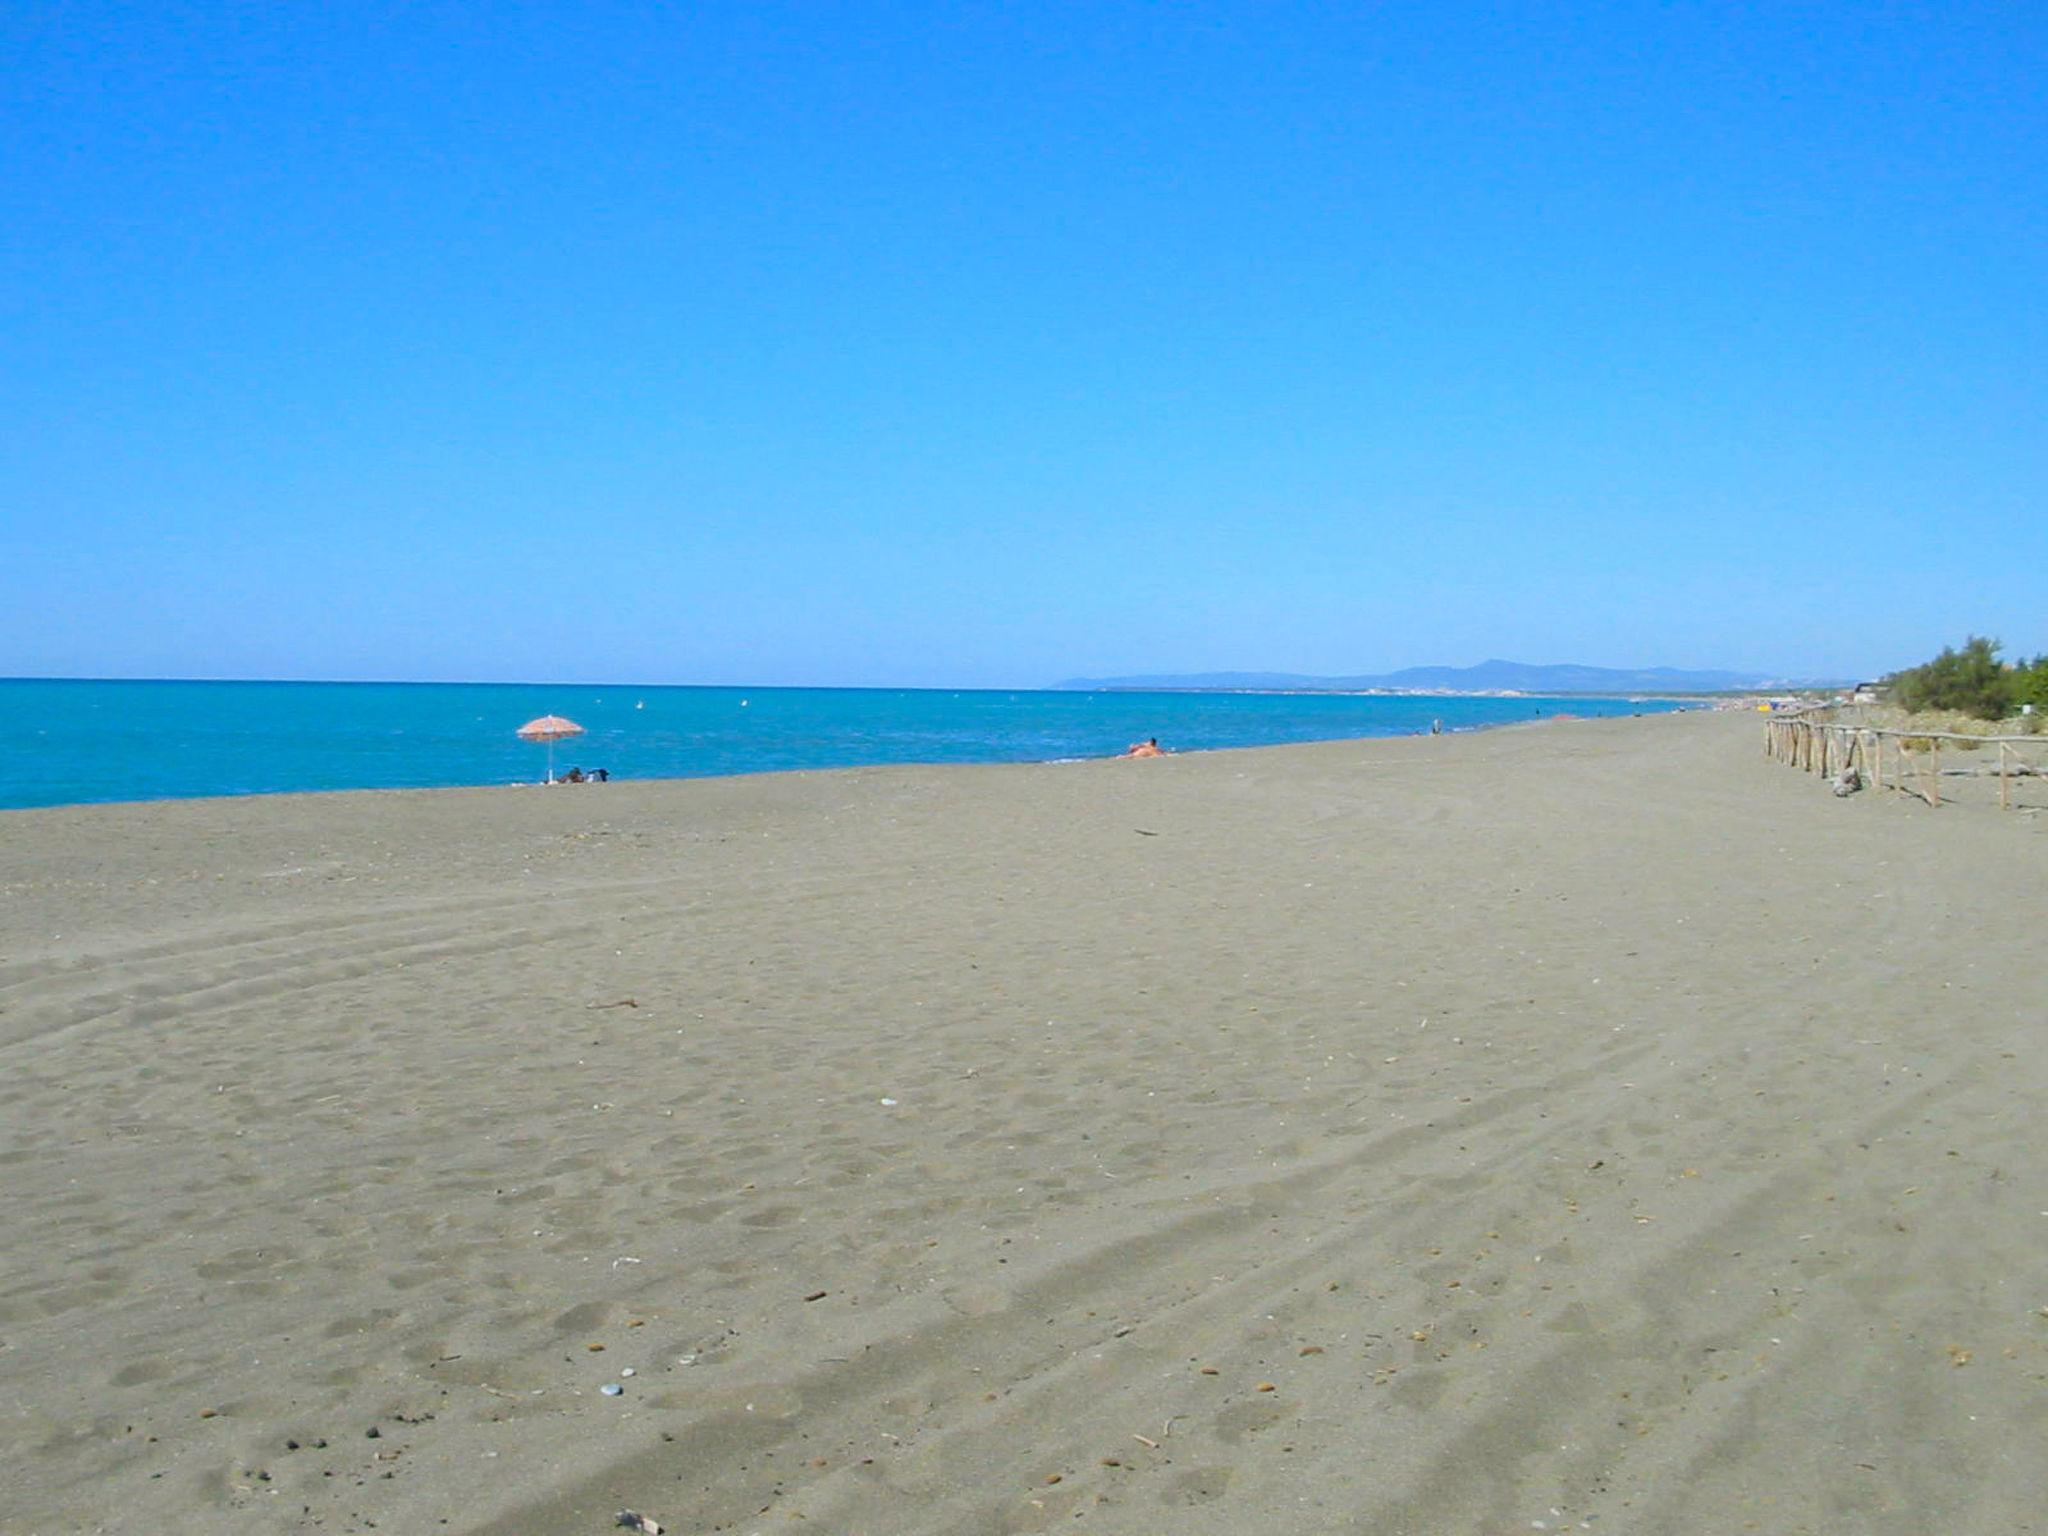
1055, 660, 1840, 695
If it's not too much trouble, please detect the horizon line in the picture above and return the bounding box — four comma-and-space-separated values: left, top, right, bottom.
0, 670, 1819, 699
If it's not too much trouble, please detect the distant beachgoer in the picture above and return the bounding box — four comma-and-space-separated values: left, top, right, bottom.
563, 767, 585, 783
1123, 737, 1166, 758
1430, 719, 1443, 735
592, 767, 609, 782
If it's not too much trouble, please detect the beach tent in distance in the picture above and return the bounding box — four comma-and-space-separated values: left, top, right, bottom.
516, 715, 584, 783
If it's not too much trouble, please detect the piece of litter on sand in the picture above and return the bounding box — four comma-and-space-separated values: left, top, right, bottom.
615, 1514, 664, 1534
587, 999, 640, 1010
879, 1098, 899, 1107
600, 1383, 625, 1397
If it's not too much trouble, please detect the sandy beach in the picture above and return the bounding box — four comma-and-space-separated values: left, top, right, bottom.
3, 710, 2043, 1536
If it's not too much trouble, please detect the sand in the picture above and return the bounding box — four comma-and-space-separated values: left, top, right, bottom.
2, 711, 2043, 1535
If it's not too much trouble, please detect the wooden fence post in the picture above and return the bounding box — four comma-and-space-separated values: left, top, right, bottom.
1765, 720, 2031, 810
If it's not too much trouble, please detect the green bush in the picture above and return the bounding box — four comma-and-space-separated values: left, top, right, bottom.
2013, 654, 2048, 713
1887, 637, 2015, 720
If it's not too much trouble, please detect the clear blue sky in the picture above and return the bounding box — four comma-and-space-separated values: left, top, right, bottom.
4, 2, 2041, 687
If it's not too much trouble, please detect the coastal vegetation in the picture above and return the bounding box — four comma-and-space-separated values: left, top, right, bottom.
1883, 637, 2048, 724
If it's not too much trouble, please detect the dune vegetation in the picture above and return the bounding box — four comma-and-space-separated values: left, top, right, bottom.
1881, 637, 2048, 729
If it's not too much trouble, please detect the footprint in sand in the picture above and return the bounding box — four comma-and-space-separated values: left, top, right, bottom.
1160, 1465, 1236, 1506
1213, 1397, 1292, 1443
942, 1284, 1013, 1316
549, 1300, 614, 1336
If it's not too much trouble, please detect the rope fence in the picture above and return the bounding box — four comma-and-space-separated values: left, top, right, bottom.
1764, 711, 2047, 811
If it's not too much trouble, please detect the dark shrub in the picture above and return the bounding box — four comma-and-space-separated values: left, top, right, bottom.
2012, 654, 2048, 713
1886, 637, 2015, 720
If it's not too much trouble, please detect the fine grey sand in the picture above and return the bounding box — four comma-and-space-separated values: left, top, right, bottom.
3, 712, 2043, 1535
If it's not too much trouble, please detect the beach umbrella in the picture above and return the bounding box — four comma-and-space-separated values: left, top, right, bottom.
516, 714, 585, 783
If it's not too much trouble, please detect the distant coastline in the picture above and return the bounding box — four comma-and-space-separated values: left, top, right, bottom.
1059, 684, 1713, 702
1057, 659, 1848, 696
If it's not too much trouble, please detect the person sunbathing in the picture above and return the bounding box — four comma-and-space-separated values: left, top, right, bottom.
1123, 737, 1166, 758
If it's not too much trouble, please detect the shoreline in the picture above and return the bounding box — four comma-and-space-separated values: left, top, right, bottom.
7, 710, 2037, 1534
0, 703, 1698, 818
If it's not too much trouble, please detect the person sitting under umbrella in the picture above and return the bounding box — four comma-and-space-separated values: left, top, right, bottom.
516, 714, 586, 783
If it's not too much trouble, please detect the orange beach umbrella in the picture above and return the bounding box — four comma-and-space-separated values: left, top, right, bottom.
516, 714, 585, 783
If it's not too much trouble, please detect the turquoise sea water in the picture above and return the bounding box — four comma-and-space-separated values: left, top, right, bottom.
0, 679, 1692, 811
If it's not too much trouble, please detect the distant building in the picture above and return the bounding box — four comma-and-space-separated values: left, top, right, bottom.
1852, 681, 1890, 704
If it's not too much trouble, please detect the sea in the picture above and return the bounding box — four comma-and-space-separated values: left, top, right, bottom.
0, 679, 1694, 812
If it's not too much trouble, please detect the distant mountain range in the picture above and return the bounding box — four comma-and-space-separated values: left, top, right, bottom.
1056, 660, 1844, 695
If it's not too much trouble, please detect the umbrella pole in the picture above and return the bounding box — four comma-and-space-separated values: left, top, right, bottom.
546, 738, 555, 784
